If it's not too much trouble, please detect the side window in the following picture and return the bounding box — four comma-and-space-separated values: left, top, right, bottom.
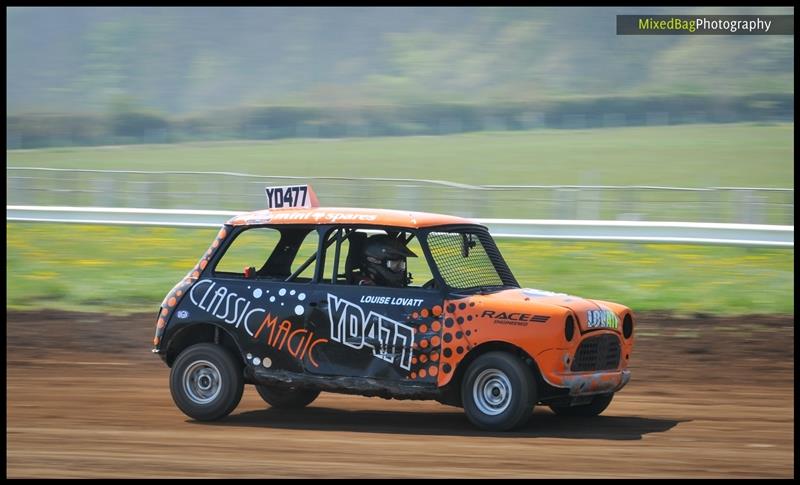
426, 230, 504, 289
322, 229, 351, 284
291, 231, 321, 280
320, 227, 434, 288
404, 235, 433, 288
215, 227, 280, 274
214, 226, 319, 282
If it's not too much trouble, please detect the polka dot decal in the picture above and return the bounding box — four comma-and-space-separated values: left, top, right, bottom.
404, 303, 447, 382
437, 297, 481, 387
250, 287, 308, 316
153, 225, 230, 346
403, 298, 499, 384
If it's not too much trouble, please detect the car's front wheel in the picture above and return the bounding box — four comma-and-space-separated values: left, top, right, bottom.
255, 384, 320, 409
549, 393, 614, 417
461, 351, 537, 431
169, 343, 244, 421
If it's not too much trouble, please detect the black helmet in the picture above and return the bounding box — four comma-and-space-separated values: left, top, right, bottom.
362, 234, 417, 287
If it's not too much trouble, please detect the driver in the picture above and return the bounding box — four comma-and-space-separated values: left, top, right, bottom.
357, 234, 416, 287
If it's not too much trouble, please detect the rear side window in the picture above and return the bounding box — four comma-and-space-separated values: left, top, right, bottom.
215, 227, 280, 274
291, 232, 320, 280
214, 226, 319, 282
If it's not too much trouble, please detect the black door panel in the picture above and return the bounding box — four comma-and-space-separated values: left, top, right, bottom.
178, 276, 317, 373
304, 283, 443, 381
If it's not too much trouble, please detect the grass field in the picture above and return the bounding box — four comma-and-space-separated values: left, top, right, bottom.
7, 123, 794, 314
7, 222, 793, 315
7, 123, 794, 187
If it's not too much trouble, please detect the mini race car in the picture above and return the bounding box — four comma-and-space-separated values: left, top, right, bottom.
153, 185, 634, 431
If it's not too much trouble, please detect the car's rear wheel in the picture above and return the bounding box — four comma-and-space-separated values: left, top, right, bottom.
549, 393, 614, 417
255, 384, 320, 409
461, 351, 536, 431
170, 343, 243, 421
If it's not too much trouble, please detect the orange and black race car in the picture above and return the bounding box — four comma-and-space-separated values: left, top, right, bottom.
153, 185, 634, 431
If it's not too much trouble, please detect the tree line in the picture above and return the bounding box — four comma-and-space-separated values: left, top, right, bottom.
6, 93, 793, 149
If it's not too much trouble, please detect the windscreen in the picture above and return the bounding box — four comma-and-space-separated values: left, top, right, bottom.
425, 229, 516, 290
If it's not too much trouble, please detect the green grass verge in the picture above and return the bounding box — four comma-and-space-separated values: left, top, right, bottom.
7, 222, 794, 315
7, 123, 793, 187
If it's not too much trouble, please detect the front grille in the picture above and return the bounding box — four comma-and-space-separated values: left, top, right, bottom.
571, 334, 621, 371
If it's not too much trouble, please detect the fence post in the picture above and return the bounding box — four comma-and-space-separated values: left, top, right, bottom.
140, 180, 151, 208
754, 194, 767, 225
703, 188, 719, 223
7, 173, 20, 205
473, 188, 491, 219
554, 188, 577, 219
618, 188, 640, 221
97, 173, 116, 207
578, 188, 599, 220
739, 189, 754, 224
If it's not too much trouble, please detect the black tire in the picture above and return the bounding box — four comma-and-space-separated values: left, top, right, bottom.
549, 393, 614, 417
255, 384, 320, 409
461, 351, 537, 431
169, 343, 244, 421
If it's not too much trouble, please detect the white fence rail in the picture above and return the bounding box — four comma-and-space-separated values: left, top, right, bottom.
7, 205, 793, 247
7, 167, 795, 225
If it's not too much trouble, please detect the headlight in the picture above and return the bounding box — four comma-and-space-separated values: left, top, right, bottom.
623, 314, 633, 339
565, 315, 575, 342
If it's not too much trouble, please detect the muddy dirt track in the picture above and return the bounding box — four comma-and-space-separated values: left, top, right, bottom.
6, 310, 794, 478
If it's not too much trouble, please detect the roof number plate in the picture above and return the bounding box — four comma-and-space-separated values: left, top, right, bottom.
265, 185, 319, 209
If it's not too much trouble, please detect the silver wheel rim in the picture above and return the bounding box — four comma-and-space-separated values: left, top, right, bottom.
473, 368, 513, 416
183, 360, 222, 405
